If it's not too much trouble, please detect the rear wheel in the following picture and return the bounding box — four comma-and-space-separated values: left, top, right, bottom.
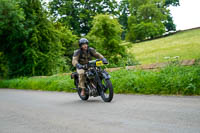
77, 88, 89, 101
75, 78, 89, 101
100, 79, 113, 102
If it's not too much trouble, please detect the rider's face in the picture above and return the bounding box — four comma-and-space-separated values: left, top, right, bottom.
81, 44, 88, 51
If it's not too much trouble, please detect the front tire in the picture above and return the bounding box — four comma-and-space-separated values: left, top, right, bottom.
100, 79, 113, 102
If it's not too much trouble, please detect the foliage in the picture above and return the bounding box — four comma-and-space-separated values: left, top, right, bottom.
163, 0, 179, 32
126, 0, 179, 42
22, 0, 69, 76
0, 52, 8, 78
165, 0, 180, 7
0, 0, 27, 77
49, 0, 118, 36
164, 14, 176, 32
126, 0, 167, 42
118, 0, 130, 40
87, 14, 136, 66
53, 22, 78, 70
1, 65, 200, 95
126, 22, 165, 42
0, 0, 76, 77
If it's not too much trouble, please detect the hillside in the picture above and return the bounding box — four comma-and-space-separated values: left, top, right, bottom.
127, 28, 200, 64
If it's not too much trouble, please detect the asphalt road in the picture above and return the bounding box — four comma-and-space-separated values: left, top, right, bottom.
0, 89, 200, 133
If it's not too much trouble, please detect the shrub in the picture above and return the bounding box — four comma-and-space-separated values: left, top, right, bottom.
87, 14, 137, 67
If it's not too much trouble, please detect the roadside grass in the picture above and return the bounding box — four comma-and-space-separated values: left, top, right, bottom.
127, 29, 200, 64
111, 65, 200, 95
0, 75, 75, 92
1, 65, 200, 95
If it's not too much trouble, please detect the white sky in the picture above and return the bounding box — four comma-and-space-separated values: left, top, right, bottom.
169, 0, 200, 30
44, 0, 200, 30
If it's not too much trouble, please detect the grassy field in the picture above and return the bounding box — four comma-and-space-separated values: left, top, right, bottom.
127, 28, 200, 64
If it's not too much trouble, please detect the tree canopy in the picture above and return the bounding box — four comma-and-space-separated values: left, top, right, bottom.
126, 0, 179, 42
87, 14, 136, 66
0, 0, 77, 77
49, 0, 118, 36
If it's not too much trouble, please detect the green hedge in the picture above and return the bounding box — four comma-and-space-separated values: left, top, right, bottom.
0, 65, 200, 95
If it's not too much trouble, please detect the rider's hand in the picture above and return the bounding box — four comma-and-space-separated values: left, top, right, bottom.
102, 58, 108, 64
76, 63, 83, 69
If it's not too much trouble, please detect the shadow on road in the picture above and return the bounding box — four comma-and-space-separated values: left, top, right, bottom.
58, 99, 107, 107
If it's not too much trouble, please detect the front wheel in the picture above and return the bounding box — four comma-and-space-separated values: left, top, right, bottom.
100, 79, 113, 102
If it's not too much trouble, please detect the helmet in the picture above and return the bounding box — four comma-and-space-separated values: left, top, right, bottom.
79, 38, 89, 47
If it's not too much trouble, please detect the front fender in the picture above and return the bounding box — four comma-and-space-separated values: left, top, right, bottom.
102, 71, 111, 80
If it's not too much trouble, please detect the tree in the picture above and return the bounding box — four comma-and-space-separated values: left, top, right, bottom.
49, 0, 118, 36
118, 0, 130, 40
0, 0, 27, 77
164, 14, 176, 32
53, 22, 78, 70
87, 14, 136, 66
165, 0, 179, 7
19, 0, 69, 76
164, 0, 180, 32
0, 52, 8, 78
126, 0, 167, 42
0, 0, 74, 77
0, 0, 25, 51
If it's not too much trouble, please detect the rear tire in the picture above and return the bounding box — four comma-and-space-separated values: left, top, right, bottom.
77, 88, 89, 101
100, 79, 113, 102
75, 78, 89, 101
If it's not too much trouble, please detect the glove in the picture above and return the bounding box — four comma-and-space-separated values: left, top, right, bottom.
76, 63, 83, 69
102, 58, 108, 64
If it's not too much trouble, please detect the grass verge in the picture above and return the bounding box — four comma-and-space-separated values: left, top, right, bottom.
0, 65, 200, 95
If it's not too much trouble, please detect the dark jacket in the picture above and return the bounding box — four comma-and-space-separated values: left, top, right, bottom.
72, 47, 104, 66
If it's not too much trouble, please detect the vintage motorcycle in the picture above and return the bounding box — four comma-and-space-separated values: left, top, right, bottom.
71, 59, 113, 102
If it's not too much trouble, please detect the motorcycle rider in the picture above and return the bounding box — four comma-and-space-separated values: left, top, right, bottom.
72, 38, 107, 96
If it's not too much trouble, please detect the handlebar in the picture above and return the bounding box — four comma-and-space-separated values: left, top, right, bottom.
82, 59, 108, 70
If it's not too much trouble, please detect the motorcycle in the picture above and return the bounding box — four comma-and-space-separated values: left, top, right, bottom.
71, 59, 113, 102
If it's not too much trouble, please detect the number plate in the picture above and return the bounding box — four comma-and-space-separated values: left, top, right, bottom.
96, 60, 103, 66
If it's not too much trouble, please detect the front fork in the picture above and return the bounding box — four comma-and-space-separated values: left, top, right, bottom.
94, 70, 110, 95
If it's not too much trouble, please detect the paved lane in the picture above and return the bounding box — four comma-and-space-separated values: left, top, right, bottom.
0, 89, 200, 133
